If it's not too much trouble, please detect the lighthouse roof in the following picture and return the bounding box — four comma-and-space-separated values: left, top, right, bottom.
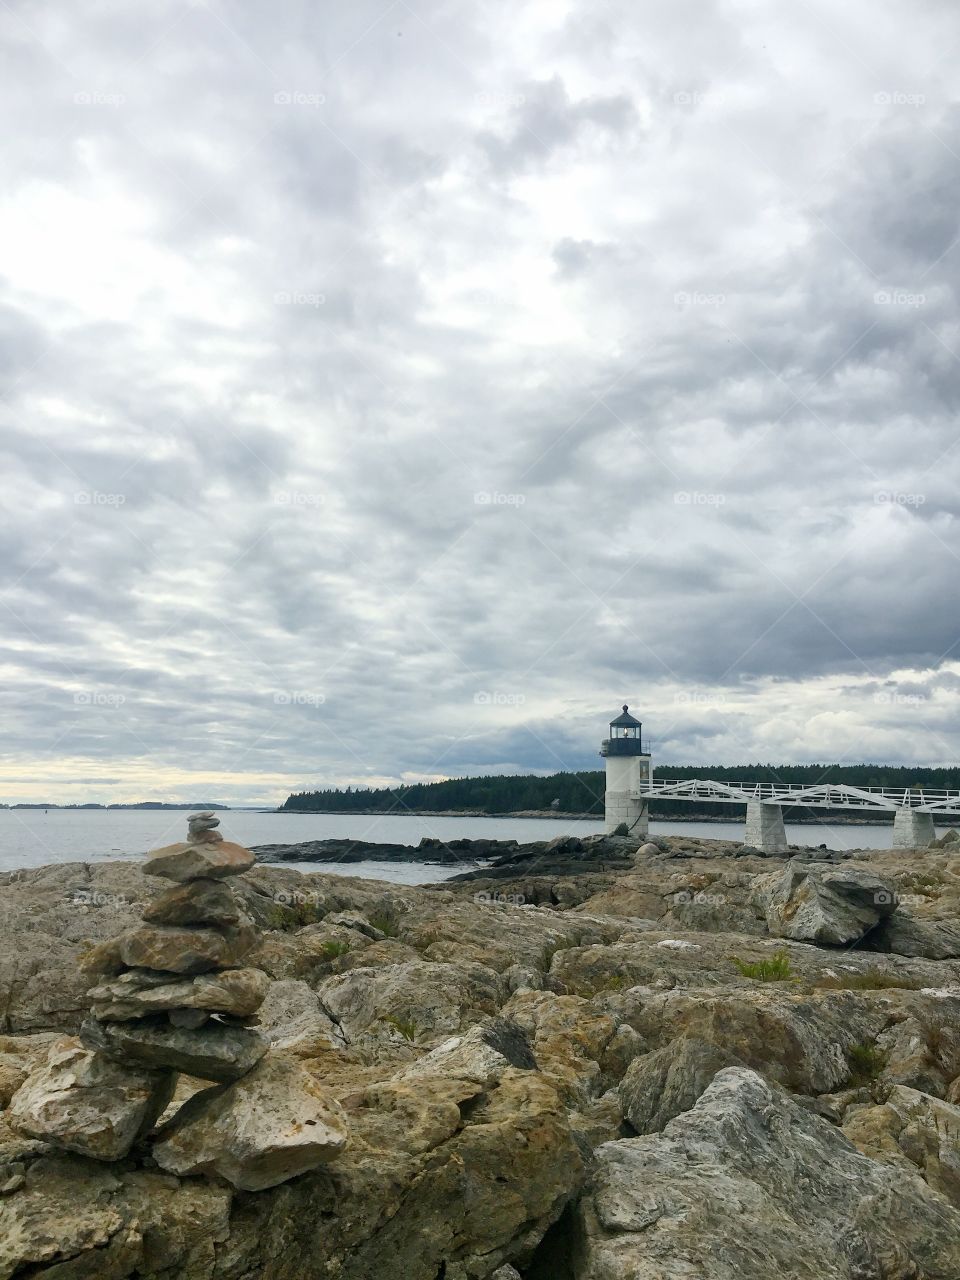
610, 704, 642, 728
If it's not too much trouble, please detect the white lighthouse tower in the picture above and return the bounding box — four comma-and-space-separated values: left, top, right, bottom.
600, 705, 652, 836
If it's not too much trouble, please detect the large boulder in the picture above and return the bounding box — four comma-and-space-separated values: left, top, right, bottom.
757, 865, 897, 945
153, 1052, 348, 1190
575, 1067, 960, 1279
619, 1036, 740, 1134
843, 1084, 960, 1208
257, 978, 346, 1052
7, 1038, 174, 1161
619, 985, 891, 1094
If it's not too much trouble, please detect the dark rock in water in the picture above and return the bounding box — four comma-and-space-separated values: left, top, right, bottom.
251, 836, 516, 865
80, 1015, 268, 1083
445, 833, 638, 882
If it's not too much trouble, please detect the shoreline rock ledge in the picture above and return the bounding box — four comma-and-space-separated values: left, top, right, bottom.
8, 813, 348, 1186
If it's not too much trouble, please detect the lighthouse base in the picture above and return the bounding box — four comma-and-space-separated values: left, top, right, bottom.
604, 794, 648, 838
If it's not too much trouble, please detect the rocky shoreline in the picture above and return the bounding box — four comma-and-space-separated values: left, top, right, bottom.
1, 827, 960, 1277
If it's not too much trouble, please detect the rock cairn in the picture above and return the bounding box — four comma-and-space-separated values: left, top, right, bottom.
81, 811, 270, 1081
9, 814, 348, 1185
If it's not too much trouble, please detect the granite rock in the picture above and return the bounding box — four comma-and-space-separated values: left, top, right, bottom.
8, 1038, 174, 1161
153, 1052, 349, 1190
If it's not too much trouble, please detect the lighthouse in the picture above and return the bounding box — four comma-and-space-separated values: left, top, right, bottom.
600, 705, 652, 836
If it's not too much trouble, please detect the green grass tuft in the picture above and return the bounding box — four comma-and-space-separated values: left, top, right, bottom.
846, 1043, 888, 1085
731, 950, 794, 981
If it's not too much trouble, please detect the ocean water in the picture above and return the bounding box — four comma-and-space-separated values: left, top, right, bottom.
0, 808, 899, 885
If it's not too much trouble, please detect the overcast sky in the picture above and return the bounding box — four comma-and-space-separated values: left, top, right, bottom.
1, 0, 959, 805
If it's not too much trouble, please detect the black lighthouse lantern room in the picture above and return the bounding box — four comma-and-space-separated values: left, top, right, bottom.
600, 705, 645, 756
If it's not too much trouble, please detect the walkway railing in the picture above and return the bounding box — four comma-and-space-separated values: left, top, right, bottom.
632, 778, 960, 814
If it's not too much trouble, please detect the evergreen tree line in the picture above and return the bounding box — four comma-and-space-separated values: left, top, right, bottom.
281, 763, 960, 819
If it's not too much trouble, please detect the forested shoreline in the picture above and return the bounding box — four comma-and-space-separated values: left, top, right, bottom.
281, 764, 960, 821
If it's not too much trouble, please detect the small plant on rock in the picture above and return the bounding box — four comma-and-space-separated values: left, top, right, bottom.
318, 939, 350, 960
383, 1014, 418, 1042
731, 950, 794, 982
814, 968, 920, 991
369, 912, 400, 938
846, 1043, 888, 1086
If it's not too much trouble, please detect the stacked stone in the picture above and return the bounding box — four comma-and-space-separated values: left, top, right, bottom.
80, 813, 270, 1083
10, 813, 349, 1185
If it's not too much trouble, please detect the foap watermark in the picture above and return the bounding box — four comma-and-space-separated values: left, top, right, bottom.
274, 889, 324, 907
74, 90, 125, 108
874, 91, 926, 107
875, 490, 925, 508
74, 490, 126, 507
274, 290, 325, 307
274, 490, 325, 507
274, 691, 326, 707
874, 890, 927, 907
873, 690, 926, 706
674, 289, 726, 307
474, 890, 525, 905
672, 889, 726, 906
474, 690, 526, 706
74, 691, 126, 708
874, 289, 926, 308
68, 889, 131, 909
274, 90, 326, 107
675, 690, 728, 706
674, 90, 725, 108
474, 490, 525, 506
475, 90, 526, 109
674, 490, 726, 506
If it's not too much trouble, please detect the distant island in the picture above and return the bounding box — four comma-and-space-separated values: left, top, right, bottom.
0, 801, 231, 810
281, 764, 960, 823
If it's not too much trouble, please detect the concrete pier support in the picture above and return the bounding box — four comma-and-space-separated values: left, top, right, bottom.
604, 793, 649, 838
892, 809, 936, 849
744, 800, 788, 854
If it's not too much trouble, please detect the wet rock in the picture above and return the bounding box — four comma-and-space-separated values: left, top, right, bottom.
118, 921, 258, 974
153, 1052, 348, 1190
8, 1038, 174, 1161
757, 865, 897, 945
142, 877, 240, 927
143, 840, 255, 882
576, 1067, 960, 1279
88, 966, 269, 1021
81, 1015, 268, 1083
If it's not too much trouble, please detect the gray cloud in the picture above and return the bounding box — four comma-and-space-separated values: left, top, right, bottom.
0, 0, 959, 804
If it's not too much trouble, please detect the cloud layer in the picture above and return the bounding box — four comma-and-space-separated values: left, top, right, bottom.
1, 0, 959, 803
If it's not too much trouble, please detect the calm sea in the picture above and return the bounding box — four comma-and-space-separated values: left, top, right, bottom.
0, 809, 899, 885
